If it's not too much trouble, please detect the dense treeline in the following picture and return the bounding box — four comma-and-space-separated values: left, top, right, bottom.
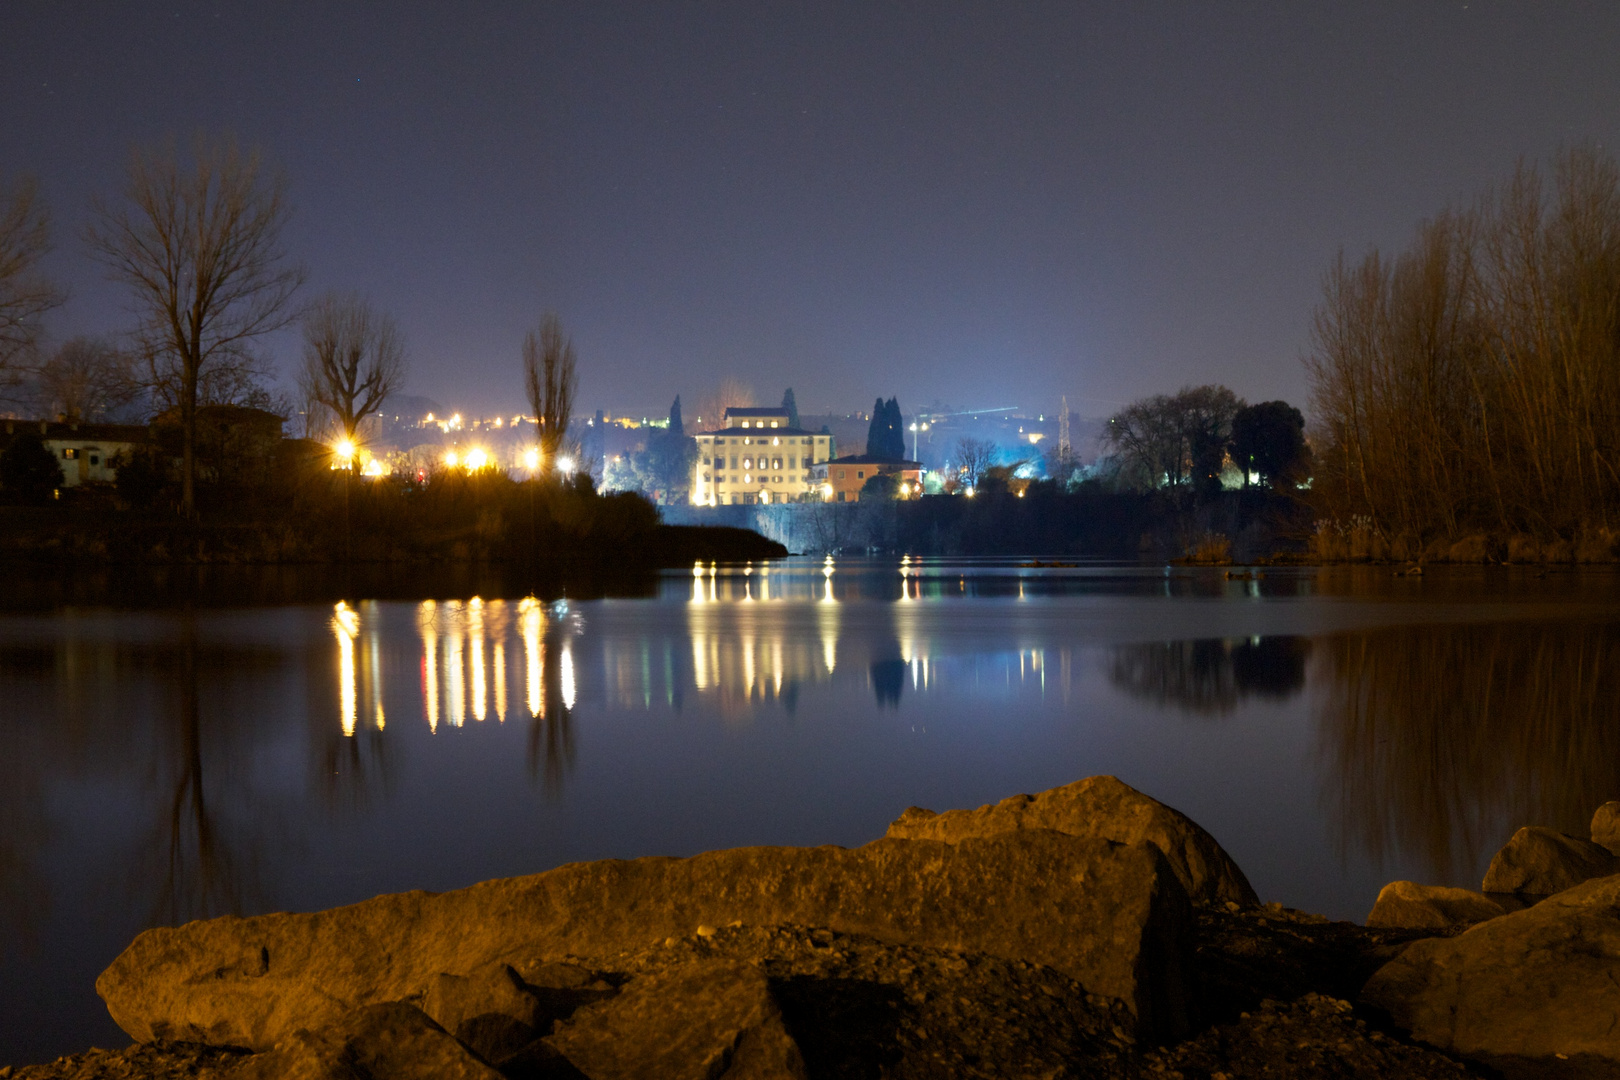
1307, 145, 1620, 555
0, 447, 783, 567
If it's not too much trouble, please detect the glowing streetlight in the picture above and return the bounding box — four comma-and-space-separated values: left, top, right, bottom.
522, 447, 541, 471
466, 447, 489, 471
557, 455, 576, 474
443, 450, 460, 469
332, 438, 356, 468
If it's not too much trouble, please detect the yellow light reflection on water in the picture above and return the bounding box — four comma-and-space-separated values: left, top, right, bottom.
520, 596, 544, 717
469, 597, 487, 721
366, 601, 385, 730
561, 642, 576, 709
420, 601, 439, 732
333, 601, 359, 736
494, 639, 507, 721
446, 600, 465, 727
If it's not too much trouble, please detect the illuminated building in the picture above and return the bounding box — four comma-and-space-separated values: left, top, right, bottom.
824, 454, 923, 503
690, 407, 836, 506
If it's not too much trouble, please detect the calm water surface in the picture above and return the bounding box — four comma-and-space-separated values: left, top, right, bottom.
4, 557, 1620, 1063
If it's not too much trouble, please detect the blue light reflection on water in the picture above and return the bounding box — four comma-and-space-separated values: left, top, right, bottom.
3, 557, 1620, 1064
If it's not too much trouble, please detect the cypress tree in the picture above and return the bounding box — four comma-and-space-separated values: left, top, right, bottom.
782, 388, 800, 429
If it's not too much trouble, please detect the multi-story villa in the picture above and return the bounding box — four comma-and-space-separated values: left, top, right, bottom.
691, 407, 836, 505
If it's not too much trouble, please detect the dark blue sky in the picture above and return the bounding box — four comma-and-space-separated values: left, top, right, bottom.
6, 3, 1619, 420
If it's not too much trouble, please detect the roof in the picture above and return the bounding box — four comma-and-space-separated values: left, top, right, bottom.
722, 407, 791, 418
694, 425, 829, 438
2, 419, 153, 444
828, 454, 922, 468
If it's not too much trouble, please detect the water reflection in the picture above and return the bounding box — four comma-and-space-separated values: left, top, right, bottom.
1109, 636, 1310, 715
1317, 620, 1620, 882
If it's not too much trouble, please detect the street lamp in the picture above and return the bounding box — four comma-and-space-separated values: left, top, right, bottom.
909, 421, 929, 461
522, 447, 541, 472
558, 455, 576, 474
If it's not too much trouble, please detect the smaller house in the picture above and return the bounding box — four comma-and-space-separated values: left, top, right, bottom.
3, 419, 153, 487
825, 454, 923, 503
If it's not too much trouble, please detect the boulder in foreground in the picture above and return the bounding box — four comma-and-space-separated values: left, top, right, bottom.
1593, 801, 1620, 856
98, 831, 1195, 1052
1365, 881, 1505, 930
1480, 825, 1620, 895
231, 1001, 500, 1080
885, 774, 1258, 907
543, 959, 806, 1080
1361, 872, 1620, 1071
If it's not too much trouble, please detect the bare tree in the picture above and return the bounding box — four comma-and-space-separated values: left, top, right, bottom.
0, 175, 64, 392
33, 336, 143, 421
85, 137, 304, 518
953, 437, 997, 488
694, 378, 754, 432
298, 293, 406, 447
522, 313, 577, 470
1104, 385, 1243, 493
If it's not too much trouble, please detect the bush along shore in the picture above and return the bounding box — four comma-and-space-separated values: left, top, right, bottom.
13, 775, 1620, 1079
0, 469, 786, 568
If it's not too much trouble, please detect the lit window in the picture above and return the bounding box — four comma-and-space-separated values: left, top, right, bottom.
770, 421, 778, 428
741, 420, 750, 427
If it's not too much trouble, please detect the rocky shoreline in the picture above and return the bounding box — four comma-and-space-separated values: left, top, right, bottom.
11, 776, 1620, 1079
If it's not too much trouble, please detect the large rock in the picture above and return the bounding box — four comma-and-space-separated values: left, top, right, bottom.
1480, 825, 1620, 895
232, 1001, 502, 1080
1361, 873, 1620, 1069
885, 775, 1258, 907
544, 960, 806, 1080
421, 963, 553, 1063
99, 831, 1194, 1051
1594, 801, 1620, 856
1365, 881, 1505, 929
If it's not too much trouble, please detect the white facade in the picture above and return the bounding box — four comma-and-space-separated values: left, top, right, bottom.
691, 408, 836, 505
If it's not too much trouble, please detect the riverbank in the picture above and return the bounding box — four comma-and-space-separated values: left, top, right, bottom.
17, 775, 1619, 1079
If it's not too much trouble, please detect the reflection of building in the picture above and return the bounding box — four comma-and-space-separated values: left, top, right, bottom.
691, 407, 835, 506
825, 454, 922, 502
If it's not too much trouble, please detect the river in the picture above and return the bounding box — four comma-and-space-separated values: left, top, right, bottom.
3, 557, 1619, 1063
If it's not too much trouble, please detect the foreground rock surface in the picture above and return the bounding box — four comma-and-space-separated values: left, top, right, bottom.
16, 911, 1489, 1080
1366, 880, 1506, 929
98, 831, 1194, 1050
885, 774, 1258, 908
232, 1001, 500, 1080
1481, 825, 1620, 895
544, 959, 806, 1080
1594, 801, 1620, 856
1362, 872, 1620, 1071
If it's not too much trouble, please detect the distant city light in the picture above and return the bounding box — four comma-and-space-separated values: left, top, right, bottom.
558, 455, 576, 473
362, 459, 385, 478
444, 450, 460, 468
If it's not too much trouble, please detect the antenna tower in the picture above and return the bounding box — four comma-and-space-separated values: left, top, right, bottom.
1058, 396, 1072, 461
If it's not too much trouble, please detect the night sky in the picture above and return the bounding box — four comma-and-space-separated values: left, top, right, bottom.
5, 3, 1619, 420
